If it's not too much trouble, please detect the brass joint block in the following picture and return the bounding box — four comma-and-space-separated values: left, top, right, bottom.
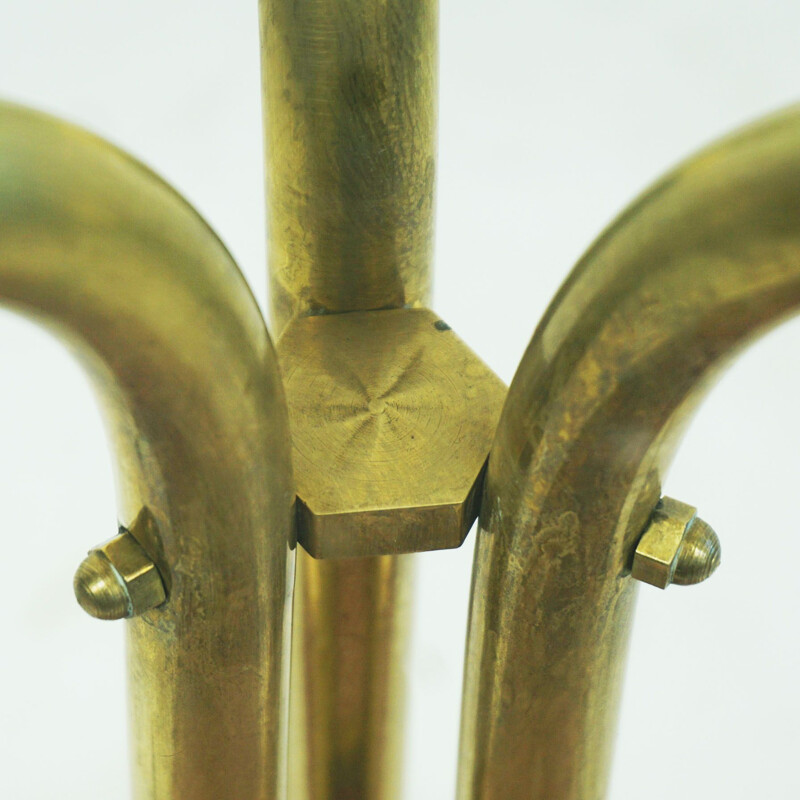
278, 308, 506, 558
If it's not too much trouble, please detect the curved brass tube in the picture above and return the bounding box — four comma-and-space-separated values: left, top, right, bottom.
458, 107, 800, 799
0, 103, 295, 799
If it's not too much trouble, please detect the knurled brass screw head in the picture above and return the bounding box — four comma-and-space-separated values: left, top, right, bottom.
74, 530, 167, 620
632, 497, 721, 590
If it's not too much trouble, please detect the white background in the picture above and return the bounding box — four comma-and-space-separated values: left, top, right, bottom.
1, 1, 800, 798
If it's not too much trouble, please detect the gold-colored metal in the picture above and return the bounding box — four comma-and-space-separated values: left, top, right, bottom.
289, 553, 412, 800
260, 0, 437, 332
458, 107, 800, 800
0, 102, 294, 799
672, 516, 722, 586
9, 5, 800, 800
260, 2, 439, 797
278, 308, 505, 558
632, 497, 721, 589
74, 527, 167, 620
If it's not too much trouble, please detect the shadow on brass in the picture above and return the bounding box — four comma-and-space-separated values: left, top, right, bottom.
459, 107, 800, 800
5, 3, 800, 800
0, 101, 295, 800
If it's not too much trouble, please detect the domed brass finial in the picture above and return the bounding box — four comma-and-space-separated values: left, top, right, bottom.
74, 551, 131, 620
74, 530, 167, 620
672, 517, 721, 586
632, 497, 721, 590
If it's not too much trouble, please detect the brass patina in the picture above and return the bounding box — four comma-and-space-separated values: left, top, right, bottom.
3, 2, 800, 800
632, 497, 721, 589
75, 528, 167, 620
458, 108, 800, 800
0, 102, 294, 798
279, 308, 504, 558
261, 2, 443, 796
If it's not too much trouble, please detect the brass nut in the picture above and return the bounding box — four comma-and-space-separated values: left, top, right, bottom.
74, 530, 167, 620
632, 497, 721, 589
278, 308, 506, 558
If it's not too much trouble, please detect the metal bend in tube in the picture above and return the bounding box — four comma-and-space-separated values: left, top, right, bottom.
458, 107, 800, 799
0, 103, 295, 800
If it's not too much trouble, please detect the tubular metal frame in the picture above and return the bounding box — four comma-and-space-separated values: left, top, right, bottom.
2, 3, 799, 800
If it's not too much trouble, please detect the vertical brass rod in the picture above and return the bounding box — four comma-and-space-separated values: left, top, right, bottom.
0, 103, 295, 800
289, 555, 413, 800
457, 108, 800, 799
260, 2, 437, 798
260, 0, 437, 333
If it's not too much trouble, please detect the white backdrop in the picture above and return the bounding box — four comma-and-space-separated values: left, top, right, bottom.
1, 2, 800, 798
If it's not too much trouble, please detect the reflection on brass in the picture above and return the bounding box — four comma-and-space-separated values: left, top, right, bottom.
261, 0, 436, 332
0, 102, 294, 799
278, 308, 505, 558
261, 1, 440, 796
289, 553, 412, 800
673, 517, 722, 586
74, 527, 166, 620
632, 497, 721, 589
458, 108, 800, 800
5, 3, 800, 800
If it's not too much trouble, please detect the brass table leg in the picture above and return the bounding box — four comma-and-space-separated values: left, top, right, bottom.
0, 103, 295, 800
457, 107, 800, 800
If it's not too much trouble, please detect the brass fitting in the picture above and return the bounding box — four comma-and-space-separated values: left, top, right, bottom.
278, 308, 506, 558
74, 529, 167, 620
632, 497, 721, 589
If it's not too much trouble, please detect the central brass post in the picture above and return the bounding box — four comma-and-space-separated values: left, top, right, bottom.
260, 2, 505, 797
260, 1, 437, 795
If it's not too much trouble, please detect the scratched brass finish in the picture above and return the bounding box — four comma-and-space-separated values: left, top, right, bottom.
278, 308, 505, 558
0, 103, 294, 799
11, 5, 800, 799
260, 2, 437, 797
458, 108, 800, 800
260, 0, 437, 332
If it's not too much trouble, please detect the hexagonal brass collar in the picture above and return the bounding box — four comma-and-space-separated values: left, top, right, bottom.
277, 308, 506, 558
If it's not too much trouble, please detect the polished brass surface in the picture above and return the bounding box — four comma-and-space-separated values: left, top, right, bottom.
632, 497, 720, 589
74, 528, 167, 620
260, 0, 437, 333
0, 102, 294, 799
8, 3, 800, 799
289, 553, 412, 800
278, 308, 505, 558
458, 107, 800, 800
260, 2, 438, 797
672, 516, 721, 586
